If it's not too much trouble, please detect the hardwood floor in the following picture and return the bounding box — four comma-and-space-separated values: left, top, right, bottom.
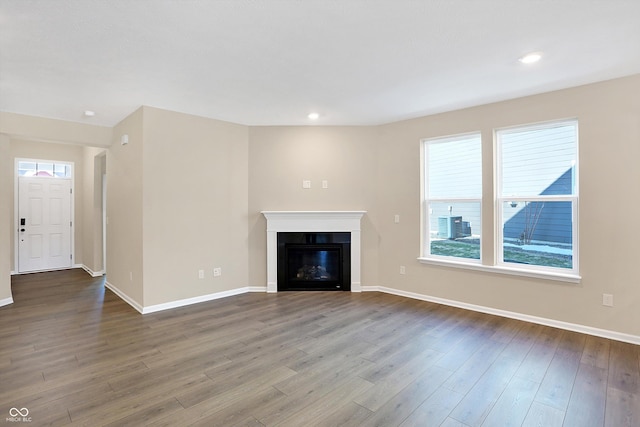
1, 269, 638, 426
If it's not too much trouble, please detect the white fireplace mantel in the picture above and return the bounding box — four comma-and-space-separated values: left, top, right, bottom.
262, 211, 366, 293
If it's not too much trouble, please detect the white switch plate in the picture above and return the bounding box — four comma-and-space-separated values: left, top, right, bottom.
198, 269, 205, 279
213, 267, 222, 277
322, 180, 328, 189
302, 180, 311, 189
602, 293, 613, 307
394, 214, 400, 223
400, 265, 406, 275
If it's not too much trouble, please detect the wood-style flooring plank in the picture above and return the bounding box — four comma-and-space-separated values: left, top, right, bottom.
440, 418, 471, 427
447, 342, 530, 427
514, 327, 564, 383
607, 339, 640, 394
533, 346, 582, 411
480, 376, 539, 427
521, 401, 565, 427
185, 387, 286, 427
149, 366, 297, 427
1, 269, 639, 427
353, 357, 450, 413
581, 335, 611, 369
563, 363, 607, 427
398, 386, 465, 427
357, 364, 452, 427
604, 387, 640, 427
274, 376, 374, 427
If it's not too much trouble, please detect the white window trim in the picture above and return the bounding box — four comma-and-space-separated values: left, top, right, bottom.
495, 119, 579, 277
419, 119, 580, 283
421, 132, 483, 263
417, 256, 581, 283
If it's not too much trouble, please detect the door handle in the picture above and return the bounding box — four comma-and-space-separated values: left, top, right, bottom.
20, 228, 25, 232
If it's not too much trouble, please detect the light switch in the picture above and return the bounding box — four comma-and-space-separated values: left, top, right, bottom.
302, 180, 311, 189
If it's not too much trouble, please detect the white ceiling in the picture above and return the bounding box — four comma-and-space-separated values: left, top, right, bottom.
1, 0, 639, 127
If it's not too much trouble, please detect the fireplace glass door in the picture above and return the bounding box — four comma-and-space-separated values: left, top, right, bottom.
283, 244, 343, 290
277, 232, 351, 291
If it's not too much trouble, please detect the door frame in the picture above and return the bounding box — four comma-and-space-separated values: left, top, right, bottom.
13, 158, 75, 274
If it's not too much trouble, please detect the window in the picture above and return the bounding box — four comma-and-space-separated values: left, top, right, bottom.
497, 120, 578, 274
420, 119, 580, 282
423, 133, 482, 261
17, 161, 72, 178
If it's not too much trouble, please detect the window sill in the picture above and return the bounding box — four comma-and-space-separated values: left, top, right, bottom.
417, 257, 581, 284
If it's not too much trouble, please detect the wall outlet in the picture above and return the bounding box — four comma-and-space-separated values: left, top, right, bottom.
198, 269, 205, 279
602, 293, 613, 307
322, 180, 328, 189
302, 180, 311, 189
400, 265, 406, 275
394, 214, 400, 224
213, 267, 222, 277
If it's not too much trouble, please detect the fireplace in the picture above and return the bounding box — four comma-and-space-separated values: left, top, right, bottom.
262, 211, 366, 293
277, 232, 351, 291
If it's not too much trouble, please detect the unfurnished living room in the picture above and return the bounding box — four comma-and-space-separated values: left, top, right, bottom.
1, 1, 639, 426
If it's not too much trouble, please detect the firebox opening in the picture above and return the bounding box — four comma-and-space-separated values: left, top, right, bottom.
277, 232, 351, 291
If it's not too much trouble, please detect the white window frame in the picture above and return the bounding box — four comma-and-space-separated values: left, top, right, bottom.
421, 132, 482, 264
495, 119, 579, 276
418, 119, 581, 284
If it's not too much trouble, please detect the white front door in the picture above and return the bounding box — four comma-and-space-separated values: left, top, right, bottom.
18, 177, 72, 272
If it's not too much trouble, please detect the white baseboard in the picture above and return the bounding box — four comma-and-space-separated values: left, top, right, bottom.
82, 265, 104, 277
142, 287, 254, 314
103, 280, 269, 315
12, 266, 77, 275
362, 285, 640, 345
0, 297, 14, 308
104, 280, 144, 314
100, 280, 640, 344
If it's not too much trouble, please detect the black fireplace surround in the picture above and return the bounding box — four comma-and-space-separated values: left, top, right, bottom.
277, 232, 351, 291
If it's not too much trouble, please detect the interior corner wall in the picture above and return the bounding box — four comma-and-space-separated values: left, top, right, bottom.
0, 135, 12, 303
376, 74, 640, 337
141, 107, 249, 307
82, 146, 107, 275
107, 108, 144, 307
247, 126, 380, 288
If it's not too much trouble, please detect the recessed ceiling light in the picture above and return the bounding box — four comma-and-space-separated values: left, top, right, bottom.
307, 112, 319, 120
84, 110, 96, 117
519, 52, 542, 64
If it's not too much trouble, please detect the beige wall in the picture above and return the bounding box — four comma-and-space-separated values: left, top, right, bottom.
0, 135, 11, 303
107, 108, 144, 305
82, 147, 107, 275
8, 139, 86, 270
2, 74, 639, 340
247, 126, 380, 287
0, 111, 112, 147
376, 74, 640, 337
141, 107, 249, 306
